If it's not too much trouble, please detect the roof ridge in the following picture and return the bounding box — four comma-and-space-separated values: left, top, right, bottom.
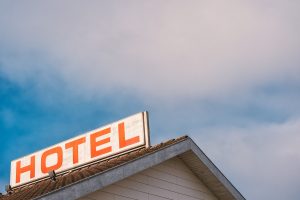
0, 135, 189, 200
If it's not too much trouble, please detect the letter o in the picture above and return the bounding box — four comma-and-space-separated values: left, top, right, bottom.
41, 146, 63, 173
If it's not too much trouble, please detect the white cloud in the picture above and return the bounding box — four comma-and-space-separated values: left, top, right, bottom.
0, 1, 299, 101
0, 1, 299, 199
194, 118, 300, 200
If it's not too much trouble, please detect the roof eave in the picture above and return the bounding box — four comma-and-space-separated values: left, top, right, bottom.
35, 137, 245, 200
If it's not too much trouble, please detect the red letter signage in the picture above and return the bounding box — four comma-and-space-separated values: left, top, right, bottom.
10, 112, 150, 187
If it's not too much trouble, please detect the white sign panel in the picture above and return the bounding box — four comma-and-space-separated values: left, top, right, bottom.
10, 112, 150, 187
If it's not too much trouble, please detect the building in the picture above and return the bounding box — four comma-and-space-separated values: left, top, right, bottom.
0, 136, 245, 200
1, 112, 245, 200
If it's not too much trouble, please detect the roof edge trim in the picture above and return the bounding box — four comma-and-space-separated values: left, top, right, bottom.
188, 139, 245, 200
35, 137, 245, 200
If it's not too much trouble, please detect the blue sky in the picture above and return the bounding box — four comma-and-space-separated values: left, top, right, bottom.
0, 1, 300, 199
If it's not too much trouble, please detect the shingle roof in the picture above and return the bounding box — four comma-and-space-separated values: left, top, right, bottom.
0, 136, 189, 200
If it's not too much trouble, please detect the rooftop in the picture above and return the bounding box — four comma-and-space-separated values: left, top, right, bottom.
0, 136, 245, 200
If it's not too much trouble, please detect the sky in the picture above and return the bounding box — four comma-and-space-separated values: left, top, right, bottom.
0, 1, 300, 199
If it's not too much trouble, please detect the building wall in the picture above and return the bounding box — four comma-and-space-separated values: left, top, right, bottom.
79, 157, 218, 200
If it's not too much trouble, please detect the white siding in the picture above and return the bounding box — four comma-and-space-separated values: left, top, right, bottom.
79, 157, 218, 200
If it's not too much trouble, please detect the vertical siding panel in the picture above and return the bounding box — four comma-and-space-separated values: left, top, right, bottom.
115, 196, 137, 200
84, 191, 114, 200
148, 194, 171, 200
102, 185, 148, 200
78, 157, 218, 200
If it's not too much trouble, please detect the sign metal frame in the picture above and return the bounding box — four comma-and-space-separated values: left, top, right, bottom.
10, 111, 150, 188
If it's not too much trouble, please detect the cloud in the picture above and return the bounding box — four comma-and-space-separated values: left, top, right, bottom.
195, 118, 300, 200
0, 1, 299, 101
0, 1, 299, 199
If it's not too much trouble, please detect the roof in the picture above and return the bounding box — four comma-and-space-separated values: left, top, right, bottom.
0, 136, 245, 200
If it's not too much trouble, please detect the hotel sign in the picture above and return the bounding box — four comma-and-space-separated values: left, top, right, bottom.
10, 112, 150, 187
